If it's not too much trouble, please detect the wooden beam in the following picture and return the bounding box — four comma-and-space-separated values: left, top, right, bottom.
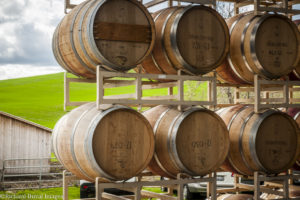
260, 98, 285, 103
257, 6, 300, 14
144, 0, 166, 7
64, 72, 69, 112
64, 0, 76, 14
99, 70, 215, 82
142, 95, 177, 100
142, 82, 177, 90
63, 171, 68, 200
144, 0, 216, 7
104, 80, 137, 88
260, 187, 284, 196
141, 190, 177, 200
104, 94, 136, 99
102, 192, 131, 200
99, 99, 215, 106
254, 75, 260, 113
254, 172, 260, 200
67, 78, 96, 83
97, 66, 104, 110
216, 104, 237, 107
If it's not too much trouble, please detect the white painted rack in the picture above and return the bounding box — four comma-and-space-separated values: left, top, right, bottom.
64, 66, 217, 111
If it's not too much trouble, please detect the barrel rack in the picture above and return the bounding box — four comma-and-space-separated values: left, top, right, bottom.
216, 171, 300, 199
64, 0, 217, 14
64, 66, 217, 111
231, 0, 300, 15
215, 74, 300, 112
61, 1, 300, 200
65, 71, 300, 113
64, 0, 300, 16
62, 170, 217, 200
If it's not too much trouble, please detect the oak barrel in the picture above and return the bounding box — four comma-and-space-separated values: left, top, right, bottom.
216, 13, 300, 84
52, 103, 154, 182
216, 105, 300, 176
217, 194, 253, 200
286, 107, 300, 170
289, 20, 300, 80
140, 6, 230, 75
143, 105, 229, 178
52, 0, 155, 78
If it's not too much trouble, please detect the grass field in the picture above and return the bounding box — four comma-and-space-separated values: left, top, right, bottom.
0, 72, 208, 129
0, 187, 79, 200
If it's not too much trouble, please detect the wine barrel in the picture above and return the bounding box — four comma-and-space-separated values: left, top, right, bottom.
52, 103, 154, 182
217, 105, 300, 176
143, 105, 229, 178
289, 20, 300, 80
216, 13, 300, 84
140, 6, 230, 75
217, 194, 253, 200
52, 0, 155, 78
286, 107, 300, 170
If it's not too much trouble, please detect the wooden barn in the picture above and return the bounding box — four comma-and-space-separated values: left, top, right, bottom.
0, 111, 52, 174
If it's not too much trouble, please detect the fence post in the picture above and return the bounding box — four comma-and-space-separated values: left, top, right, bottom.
0, 160, 3, 190
39, 158, 42, 189
63, 170, 68, 200
1, 160, 5, 182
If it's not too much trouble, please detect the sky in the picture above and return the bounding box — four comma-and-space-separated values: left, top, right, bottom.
0, 0, 164, 80
0, 0, 66, 79
0, 0, 62, 66
0, 0, 299, 80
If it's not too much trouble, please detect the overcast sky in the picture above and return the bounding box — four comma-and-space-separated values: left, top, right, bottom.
0, 0, 156, 80
0, 0, 66, 66
0, 0, 299, 80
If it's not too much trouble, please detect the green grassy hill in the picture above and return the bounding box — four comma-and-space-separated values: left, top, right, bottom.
0, 73, 96, 129
0, 72, 207, 129
0, 73, 66, 128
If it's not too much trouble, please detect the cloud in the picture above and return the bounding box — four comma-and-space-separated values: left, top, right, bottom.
0, 0, 165, 68
0, 0, 65, 66
0, 64, 64, 80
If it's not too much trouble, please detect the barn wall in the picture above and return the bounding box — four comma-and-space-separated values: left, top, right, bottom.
0, 115, 51, 174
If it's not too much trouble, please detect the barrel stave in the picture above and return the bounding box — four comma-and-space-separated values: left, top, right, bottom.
230, 14, 257, 83
53, 102, 95, 181
227, 106, 254, 175
154, 108, 182, 177
58, 2, 96, 78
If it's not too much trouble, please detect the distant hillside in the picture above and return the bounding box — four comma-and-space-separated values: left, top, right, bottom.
0, 73, 96, 129
0, 72, 207, 129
